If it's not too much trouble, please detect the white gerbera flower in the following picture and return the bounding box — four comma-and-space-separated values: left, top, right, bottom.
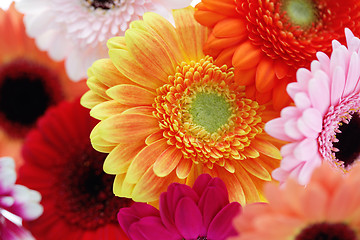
15, 0, 192, 81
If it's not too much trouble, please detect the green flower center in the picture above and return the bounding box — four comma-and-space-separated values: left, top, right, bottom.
189, 92, 232, 134
282, 0, 317, 27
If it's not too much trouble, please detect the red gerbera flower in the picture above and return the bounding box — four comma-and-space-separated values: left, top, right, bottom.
194, 0, 360, 109
17, 100, 132, 240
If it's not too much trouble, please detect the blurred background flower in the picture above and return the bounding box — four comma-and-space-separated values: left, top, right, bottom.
0, 156, 43, 240
0, 4, 87, 169
118, 174, 241, 240
18, 100, 133, 240
229, 162, 360, 240
15, 0, 193, 81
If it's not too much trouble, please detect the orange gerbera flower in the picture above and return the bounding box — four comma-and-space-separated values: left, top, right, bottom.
0, 4, 87, 168
230, 162, 360, 240
81, 7, 282, 205
194, 0, 360, 109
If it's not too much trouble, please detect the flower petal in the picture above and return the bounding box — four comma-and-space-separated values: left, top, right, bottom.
106, 84, 156, 106
153, 146, 183, 177
175, 197, 203, 239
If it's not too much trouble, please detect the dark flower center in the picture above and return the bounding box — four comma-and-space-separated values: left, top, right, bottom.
0, 59, 62, 138
295, 222, 357, 240
56, 143, 133, 230
333, 113, 360, 168
86, 0, 118, 9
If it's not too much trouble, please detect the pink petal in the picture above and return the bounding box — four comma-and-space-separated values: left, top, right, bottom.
294, 138, 318, 161
265, 118, 295, 142
297, 118, 318, 138
310, 60, 321, 72
280, 106, 301, 118
316, 52, 330, 74
331, 66, 346, 106
297, 154, 322, 185
207, 202, 241, 240
296, 68, 312, 89
192, 174, 212, 197
280, 155, 303, 172
344, 52, 360, 97
175, 197, 203, 239
129, 216, 179, 240
345, 28, 356, 50
294, 92, 312, 109
301, 108, 323, 133
198, 181, 229, 230
284, 119, 304, 140
308, 75, 330, 116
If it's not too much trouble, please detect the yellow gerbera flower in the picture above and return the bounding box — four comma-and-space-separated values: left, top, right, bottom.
81, 7, 282, 205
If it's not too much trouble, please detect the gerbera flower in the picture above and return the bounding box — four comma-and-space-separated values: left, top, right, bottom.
0, 4, 87, 168
81, 7, 282, 205
194, 0, 360, 110
17, 100, 133, 240
266, 28, 360, 185
118, 174, 241, 240
15, 0, 192, 81
0, 156, 43, 240
229, 162, 360, 240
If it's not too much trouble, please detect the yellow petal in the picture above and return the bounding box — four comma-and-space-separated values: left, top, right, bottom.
153, 146, 183, 177
103, 143, 145, 174
125, 138, 168, 184
239, 159, 272, 181
251, 138, 282, 159
173, 6, 208, 62
99, 113, 159, 143
176, 159, 193, 179
109, 48, 165, 89
113, 173, 135, 198
106, 84, 155, 106
233, 162, 261, 203
90, 100, 128, 120
81, 91, 107, 109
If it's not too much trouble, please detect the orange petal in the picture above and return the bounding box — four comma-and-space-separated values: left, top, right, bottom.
204, 35, 244, 51
234, 67, 256, 86
90, 100, 128, 120
256, 58, 276, 93
125, 138, 168, 184
215, 46, 237, 67
251, 138, 281, 159
99, 113, 159, 143
145, 130, 164, 145
202, 0, 238, 16
274, 60, 289, 79
194, 5, 227, 27
106, 84, 155, 106
213, 18, 247, 38
90, 126, 118, 153
239, 159, 272, 181
176, 159, 193, 179
103, 143, 145, 174
122, 106, 154, 115
273, 77, 292, 110
233, 162, 261, 203
243, 146, 260, 158
153, 146, 183, 177
215, 166, 246, 204
233, 41, 262, 70
86, 76, 110, 99
255, 89, 272, 104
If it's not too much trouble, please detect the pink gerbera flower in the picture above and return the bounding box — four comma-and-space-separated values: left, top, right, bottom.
265, 28, 360, 185
118, 174, 241, 240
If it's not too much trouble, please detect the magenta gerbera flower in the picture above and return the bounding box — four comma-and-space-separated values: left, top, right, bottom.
0, 156, 43, 239
118, 174, 241, 240
265, 28, 360, 185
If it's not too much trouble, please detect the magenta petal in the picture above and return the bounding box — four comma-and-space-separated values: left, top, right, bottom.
207, 202, 242, 240
0, 216, 34, 240
198, 180, 229, 230
118, 202, 159, 237
128, 216, 180, 240
175, 197, 203, 239
192, 174, 212, 197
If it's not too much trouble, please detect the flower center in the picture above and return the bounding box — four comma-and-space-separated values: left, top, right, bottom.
318, 94, 360, 170
295, 222, 357, 240
56, 143, 133, 229
153, 56, 265, 170
281, 0, 317, 27
333, 113, 360, 168
85, 0, 119, 9
0, 59, 62, 138
189, 92, 232, 134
